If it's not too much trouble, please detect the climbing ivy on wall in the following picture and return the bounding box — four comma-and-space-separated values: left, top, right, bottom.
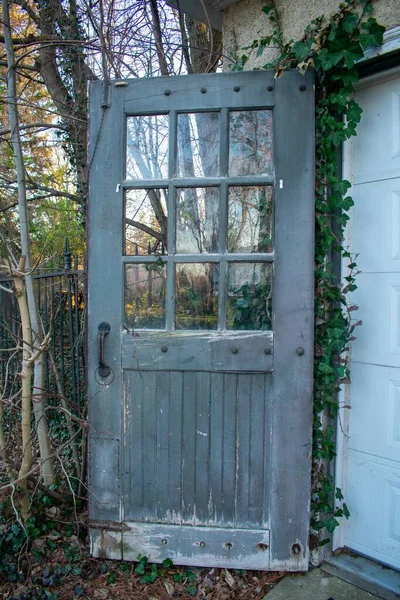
234, 0, 385, 543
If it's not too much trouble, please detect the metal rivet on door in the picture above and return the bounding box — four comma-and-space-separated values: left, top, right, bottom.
291, 543, 302, 555
296, 347, 305, 356
257, 543, 269, 551
161, 346, 168, 353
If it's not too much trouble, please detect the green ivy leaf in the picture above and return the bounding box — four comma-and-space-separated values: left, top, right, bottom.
187, 584, 198, 596
347, 99, 363, 123
341, 44, 364, 68
187, 570, 196, 583
341, 12, 359, 33
318, 363, 334, 375
262, 6, 273, 15
162, 558, 173, 568
315, 48, 339, 70
107, 571, 116, 585
292, 40, 313, 59
335, 488, 344, 501
359, 21, 385, 49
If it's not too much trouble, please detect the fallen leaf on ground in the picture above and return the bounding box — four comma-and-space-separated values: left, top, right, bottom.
224, 569, 235, 588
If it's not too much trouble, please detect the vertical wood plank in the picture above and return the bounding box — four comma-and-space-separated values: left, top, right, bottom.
142, 372, 157, 520
168, 371, 183, 523
194, 372, 211, 524
236, 374, 251, 526
209, 373, 224, 524
182, 371, 196, 523
222, 373, 237, 526
270, 69, 314, 567
88, 82, 124, 523
156, 371, 170, 520
126, 371, 144, 517
249, 374, 268, 527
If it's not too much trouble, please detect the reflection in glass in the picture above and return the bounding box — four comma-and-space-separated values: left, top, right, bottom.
175, 263, 219, 330
229, 110, 273, 177
176, 188, 219, 254
125, 189, 168, 255
177, 113, 219, 178
126, 115, 169, 179
125, 263, 166, 329
227, 263, 272, 330
228, 186, 273, 253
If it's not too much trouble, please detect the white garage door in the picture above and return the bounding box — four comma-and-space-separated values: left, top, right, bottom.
344, 69, 400, 570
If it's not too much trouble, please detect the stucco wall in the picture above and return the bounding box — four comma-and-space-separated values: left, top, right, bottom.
223, 0, 400, 69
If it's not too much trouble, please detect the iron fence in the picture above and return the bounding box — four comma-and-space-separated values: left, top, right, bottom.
0, 245, 85, 415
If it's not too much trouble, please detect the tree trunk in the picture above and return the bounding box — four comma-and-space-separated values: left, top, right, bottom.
14, 260, 33, 522
2, 0, 54, 487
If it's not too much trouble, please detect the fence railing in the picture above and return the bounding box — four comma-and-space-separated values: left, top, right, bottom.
0, 247, 85, 415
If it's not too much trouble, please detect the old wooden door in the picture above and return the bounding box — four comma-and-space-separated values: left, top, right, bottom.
87, 70, 314, 570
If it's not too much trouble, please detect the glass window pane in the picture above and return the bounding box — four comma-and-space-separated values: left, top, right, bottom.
175, 263, 219, 330
125, 263, 166, 329
126, 115, 168, 179
227, 263, 272, 330
177, 113, 219, 177
176, 187, 219, 254
228, 186, 273, 253
229, 110, 273, 177
125, 189, 167, 256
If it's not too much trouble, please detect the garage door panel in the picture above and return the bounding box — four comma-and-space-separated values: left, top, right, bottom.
343, 73, 400, 571
351, 273, 400, 366
354, 78, 400, 184
353, 178, 400, 273
348, 363, 400, 463
345, 451, 400, 570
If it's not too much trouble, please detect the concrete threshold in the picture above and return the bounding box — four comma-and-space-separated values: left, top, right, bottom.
264, 567, 382, 599
323, 554, 400, 600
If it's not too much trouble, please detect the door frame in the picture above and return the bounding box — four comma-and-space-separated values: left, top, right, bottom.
332, 26, 400, 556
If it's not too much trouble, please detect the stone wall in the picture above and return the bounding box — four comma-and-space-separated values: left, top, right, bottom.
222, 0, 400, 69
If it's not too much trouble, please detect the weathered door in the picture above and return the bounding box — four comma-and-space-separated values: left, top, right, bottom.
87, 70, 314, 570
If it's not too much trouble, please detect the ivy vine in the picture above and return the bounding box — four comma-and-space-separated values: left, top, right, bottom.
235, 0, 385, 543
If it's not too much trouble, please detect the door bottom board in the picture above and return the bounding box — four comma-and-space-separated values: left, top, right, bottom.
91, 522, 272, 569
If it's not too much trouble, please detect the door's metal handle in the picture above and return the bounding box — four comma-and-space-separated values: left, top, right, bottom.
98, 322, 111, 378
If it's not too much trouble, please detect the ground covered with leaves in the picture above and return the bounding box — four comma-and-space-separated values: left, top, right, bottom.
0, 508, 285, 600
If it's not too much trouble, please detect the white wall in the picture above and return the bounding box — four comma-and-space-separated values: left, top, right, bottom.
223, 0, 400, 69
